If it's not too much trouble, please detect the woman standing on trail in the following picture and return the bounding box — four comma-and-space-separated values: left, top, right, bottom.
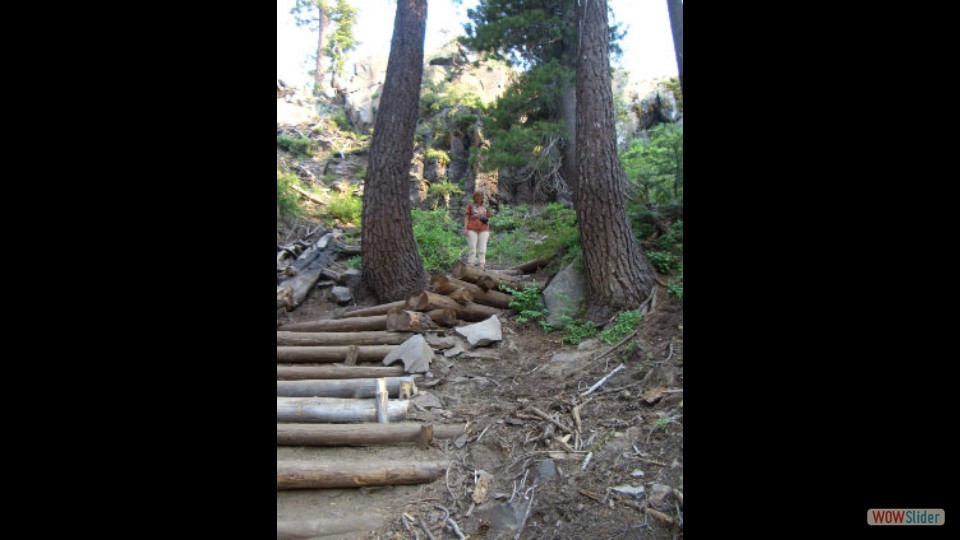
464, 191, 492, 271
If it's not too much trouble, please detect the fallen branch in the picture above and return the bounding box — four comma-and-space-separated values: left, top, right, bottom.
580, 363, 626, 397
291, 184, 325, 206
528, 406, 572, 433
434, 505, 465, 540
652, 342, 676, 364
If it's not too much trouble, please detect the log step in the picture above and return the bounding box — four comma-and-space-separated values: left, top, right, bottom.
277, 423, 465, 446
276, 345, 396, 363
277, 330, 413, 346
277, 459, 449, 489
277, 397, 409, 423
277, 365, 405, 380
277, 377, 418, 398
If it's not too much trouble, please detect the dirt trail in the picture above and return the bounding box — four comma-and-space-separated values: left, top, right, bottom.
277, 272, 683, 540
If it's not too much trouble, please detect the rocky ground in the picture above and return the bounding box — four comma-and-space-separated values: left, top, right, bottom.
277, 263, 684, 540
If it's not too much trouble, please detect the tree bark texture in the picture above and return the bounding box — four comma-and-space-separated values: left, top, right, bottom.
575, 0, 655, 323
666, 0, 683, 93
360, 0, 429, 302
560, 0, 579, 198
277, 459, 448, 489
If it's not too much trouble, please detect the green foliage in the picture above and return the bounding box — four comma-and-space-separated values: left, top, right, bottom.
427, 179, 463, 209
485, 203, 579, 266
655, 219, 683, 252
528, 203, 579, 260
462, 0, 621, 68
420, 80, 485, 115
620, 123, 683, 205
502, 285, 548, 325
291, 0, 330, 30
276, 135, 314, 158
326, 0, 358, 78
330, 110, 353, 132
646, 251, 678, 273
276, 170, 302, 217
476, 61, 569, 175
490, 204, 529, 231
325, 190, 362, 226
668, 262, 683, 301
345, 255, 362, 269
662, 77, 683, 112
424, 148, 451, 166
486, 229, 532, 266
598, 310, 642, 345
291, 0, 357, 85
560, 318, 598, 345
411, 209, 465, 274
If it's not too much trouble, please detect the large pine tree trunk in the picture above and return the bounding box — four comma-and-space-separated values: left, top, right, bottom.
575, 0, 655, 323
360, 0, 429, 302
560, 0, 579, 198
666, 0, 683, 93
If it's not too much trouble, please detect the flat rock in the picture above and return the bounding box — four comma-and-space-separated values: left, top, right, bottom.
382, 334, 434, 373
542, 349, 595, 378
425, 334, 456, 349
454, 316, 502, 348
411, 391, 443, 410
542, 263, 586, 326
612, 485, 645, 498
330, 286, 353, 304
443, 345, 465, 358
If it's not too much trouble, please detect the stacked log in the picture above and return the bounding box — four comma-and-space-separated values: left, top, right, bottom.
277, 423, 465, 446
429, 275, 512, 309
277, 396, 409, 423
451, 260, 545, 291
277, 345, 396, 363
277, 365, 404, 380
277, 330, 412, 346
277, 459, 449, 489
276, 377, 418, 398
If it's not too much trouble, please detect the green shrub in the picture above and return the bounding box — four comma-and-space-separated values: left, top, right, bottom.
331, 110, 353, 132
276, 171, 301, 217
668, 263, 683, 301
424, 148, 451, 166
599, 310, 643, 345
412, 208, 465, 274
502, 285, 547, 325
561, 318, 598, 345
655, 219, 683, 252
276, 135, 314, 158
491, 204, 529, 231
647, 250, 677, 273
345, 255, 362, 269
527, 202, 580, 261
427, 179, 463, 208
486, 229, 532, 266
326, 191, 362, 226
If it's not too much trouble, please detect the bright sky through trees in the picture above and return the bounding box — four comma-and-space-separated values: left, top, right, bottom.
277, 0, 678, 87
